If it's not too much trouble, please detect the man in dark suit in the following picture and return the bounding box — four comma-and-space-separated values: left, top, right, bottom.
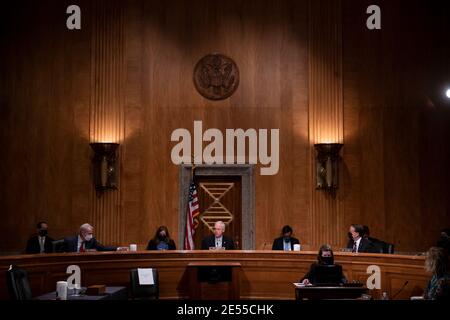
272, 225, 300, 251
201, 221, 235, 250
346, 224, 376, 253
25, 221, 55, 254
63, 223, 119, 252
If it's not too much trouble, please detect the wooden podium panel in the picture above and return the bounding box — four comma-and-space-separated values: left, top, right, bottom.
295, 286, 368, 300
187, 262, 241, 300
0, 251, 429, 300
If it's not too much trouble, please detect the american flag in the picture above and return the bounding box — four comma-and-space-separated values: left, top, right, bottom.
184, 180, 200, 250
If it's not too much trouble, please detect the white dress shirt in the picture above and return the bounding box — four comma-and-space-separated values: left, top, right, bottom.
38, 236, 45, 253
215, 236, 223, 248
283, 240, 292, 251
354, 237, 362, 252
77, 235, 84, 252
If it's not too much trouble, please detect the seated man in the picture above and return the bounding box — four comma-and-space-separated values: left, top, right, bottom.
201, 221, 234, 250
301, 244, 347, 285
25, 221, 55, 254
63, 223, 122, 252
272, 225, 300, 251
346, 224, 376, 253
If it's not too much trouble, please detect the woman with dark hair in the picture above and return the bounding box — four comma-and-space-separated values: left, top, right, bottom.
300, 244, 347, 285
423, 247, 450, 300
146, 226, 176, 250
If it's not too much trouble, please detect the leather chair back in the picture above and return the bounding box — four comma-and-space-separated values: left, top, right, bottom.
130, 268, 159, 300
6, 265, 32, 300
52, 239, 65, 253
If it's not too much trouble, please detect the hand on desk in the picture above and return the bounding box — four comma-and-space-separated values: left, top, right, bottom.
116, 247, 129, 251
302, 279, 311, 285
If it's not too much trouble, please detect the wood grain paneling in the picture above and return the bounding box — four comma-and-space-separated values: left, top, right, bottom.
0, 0, 449, 254
341, 0, 450, 251
308, 0, 345, 248
0, 0, 93, 252
0, 251, 429, 300
121, 0, 310, 250
89, 0, 125, 245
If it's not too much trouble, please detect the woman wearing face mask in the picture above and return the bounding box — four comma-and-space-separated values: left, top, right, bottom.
300, 244, 347, 285
146, 226, 176, 250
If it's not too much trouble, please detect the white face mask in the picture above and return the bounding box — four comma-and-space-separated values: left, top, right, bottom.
84, 233, 93, 241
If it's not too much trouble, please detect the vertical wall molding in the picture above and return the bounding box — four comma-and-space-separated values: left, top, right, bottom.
89, 0, 125, 245
308, 0, 344, 249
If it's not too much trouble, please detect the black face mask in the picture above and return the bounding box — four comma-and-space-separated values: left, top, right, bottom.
283, 236, 291, 243
321, 256, 333, 265
38, 229, 48, 237
158, 232, 167, 241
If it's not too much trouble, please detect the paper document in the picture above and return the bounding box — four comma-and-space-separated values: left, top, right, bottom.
137, 268, 154, 285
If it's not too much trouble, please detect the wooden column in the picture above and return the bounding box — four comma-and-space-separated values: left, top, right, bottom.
308, 0, 344, 249
89, 0, 125, 245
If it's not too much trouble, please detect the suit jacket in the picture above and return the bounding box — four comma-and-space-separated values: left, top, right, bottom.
346, 237, 377, 253
63, 235, 117, 252
300, 263, 347, 285
272, 236, 300, 250
25, 235, 55, 254
201, 235, 235, 250
146, 239, 176, 250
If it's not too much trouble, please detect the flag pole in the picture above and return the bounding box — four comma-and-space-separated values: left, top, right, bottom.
191, 155, 197, 182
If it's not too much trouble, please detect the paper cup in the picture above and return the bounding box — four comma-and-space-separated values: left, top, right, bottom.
129, 244, 137, 251
56, 281, 68, 300
293, 244, 301, 251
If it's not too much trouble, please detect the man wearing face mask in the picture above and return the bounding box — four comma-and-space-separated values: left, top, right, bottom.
272, 225, 300, 251
346, 224, 376, 253
146, 226, 176, 250
25, 221, 55, 254
63, 223, 120, 252
300, 244, 347, 285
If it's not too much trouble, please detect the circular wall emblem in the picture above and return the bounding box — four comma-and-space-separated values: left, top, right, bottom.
193, 53, 239, 100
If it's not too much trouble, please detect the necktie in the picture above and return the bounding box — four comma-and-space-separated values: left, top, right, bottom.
79, 242, 85, 252
352, 242, 357, 253
40, 238, 45, 253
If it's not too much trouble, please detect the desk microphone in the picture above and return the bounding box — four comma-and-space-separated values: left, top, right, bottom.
392, 281, 409, 299
262, 242, 267, 250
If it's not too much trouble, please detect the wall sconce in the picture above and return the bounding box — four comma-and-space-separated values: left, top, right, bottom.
90, 143, 119, 193
314, 143, 343, 191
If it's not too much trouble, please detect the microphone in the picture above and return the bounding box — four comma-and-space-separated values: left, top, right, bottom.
262, 242, 267, 250
392, 281, 409, 299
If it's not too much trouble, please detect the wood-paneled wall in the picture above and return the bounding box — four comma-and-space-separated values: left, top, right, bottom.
0, 0, 449, 254
341, 0, 450, 251
308, 0, 345, 249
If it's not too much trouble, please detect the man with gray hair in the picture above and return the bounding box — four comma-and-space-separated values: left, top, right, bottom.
63, 223, 120, 252
201, 221, 235, 250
